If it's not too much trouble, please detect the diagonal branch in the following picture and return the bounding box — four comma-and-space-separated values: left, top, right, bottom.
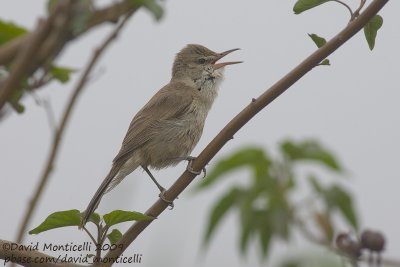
14, 10, 136, 250
102, 0, 389, 264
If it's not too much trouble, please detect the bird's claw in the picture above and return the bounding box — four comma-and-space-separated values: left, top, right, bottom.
159, 190, 174, 209
186, 156, 207, 178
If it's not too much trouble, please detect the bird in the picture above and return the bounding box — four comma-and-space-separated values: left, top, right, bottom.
80, 44, 241, 227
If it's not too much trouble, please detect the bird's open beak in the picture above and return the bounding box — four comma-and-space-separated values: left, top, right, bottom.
213, 48, 243, 70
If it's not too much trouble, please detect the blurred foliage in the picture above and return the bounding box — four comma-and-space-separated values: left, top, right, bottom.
0, 20, 77, 113
0, 20, 27, 45
276, 251, 343, 267
0, 0, 164, 116
196, 139, 359, 260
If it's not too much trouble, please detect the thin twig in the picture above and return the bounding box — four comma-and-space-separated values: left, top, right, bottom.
29, 95, 57, 131
83, 226, 97, 245
353, 0, 367, 20
102, 0, 390, 264
332, 0, 354, 20
14, 11, 136, 248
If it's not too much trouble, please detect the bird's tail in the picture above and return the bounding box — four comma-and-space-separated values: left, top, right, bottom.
80, 163, 123, 228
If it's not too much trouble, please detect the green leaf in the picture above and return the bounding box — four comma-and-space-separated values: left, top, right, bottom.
293, 0, 330, 14
47, 0, 58, 12
239, 212, 255, 254
269, 207, 291, 241
323, 185, 358, 230
319, 59, 331, 66
71, 1, 94, 36
107, 229, 123, 245
29, 210, 81, 234
196, 147, 270, 190
49, 66, 77, 84
203, 188, 242, 244
103, 210, 153, 227
281, 140, 342, 171
308, 33, 327, 48
364, 15, 383, 50
89, 212, 101, 225
9, 88, 25, 113
136, 0, 164, 20
308, 175, 323, 193
257, 216, 272, 257
0, 20, 28, 45
308, 34, 331, 66
8, 78, 29, 113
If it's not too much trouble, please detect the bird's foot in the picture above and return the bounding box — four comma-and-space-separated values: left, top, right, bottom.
159, 190, 174, 209
185, 156, 207, 178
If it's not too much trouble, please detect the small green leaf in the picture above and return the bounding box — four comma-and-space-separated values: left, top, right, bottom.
319, 59, 331, 66
49, 66, 77, 84
89, 212, 101, 225
258, 218, 272, 257
103, 210, 153, 227
239, 212, 255, 254
364, 15, 383, 50
281, 140, 342, 171
8, 79, 28, 114
203, 188, 242, 244
308, 175, 323, 193
29, 210, 81, 234
308, 33, 327, 48
308, 34, 331, 65
293, 0, 330, 14
269, 207, 291, 241
0, 20, 28, 45
197, 147, 270, 190
136, 0, 164, 20
47, 0, 59, 12
107, 229, 123, 245
323, 185, 358, 230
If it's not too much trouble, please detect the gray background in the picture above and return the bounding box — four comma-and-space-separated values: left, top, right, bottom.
1, 0, 399, 266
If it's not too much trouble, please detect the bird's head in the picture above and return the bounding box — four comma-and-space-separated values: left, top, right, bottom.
172, 44, 242, 85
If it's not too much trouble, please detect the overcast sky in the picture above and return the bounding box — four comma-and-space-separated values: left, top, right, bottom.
1, 1, 399, 266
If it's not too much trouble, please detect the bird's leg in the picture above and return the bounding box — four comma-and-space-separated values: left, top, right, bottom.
142, 166, 174, 209
172, 156, 207, 178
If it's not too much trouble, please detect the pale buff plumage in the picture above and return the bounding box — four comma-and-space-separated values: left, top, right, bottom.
81, 44, 241, 227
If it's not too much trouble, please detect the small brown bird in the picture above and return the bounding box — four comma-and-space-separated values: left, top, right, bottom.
80, 44, 241, 226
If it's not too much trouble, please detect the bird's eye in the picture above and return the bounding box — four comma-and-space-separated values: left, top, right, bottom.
198, 58, 206, 64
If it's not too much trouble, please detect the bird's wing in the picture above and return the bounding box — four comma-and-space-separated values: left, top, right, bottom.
113, 82, 194, 163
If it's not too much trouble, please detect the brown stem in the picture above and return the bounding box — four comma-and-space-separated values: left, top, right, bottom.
353, 0, 367, 19
102, 0, 390, 264
83, 226, 97, 246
